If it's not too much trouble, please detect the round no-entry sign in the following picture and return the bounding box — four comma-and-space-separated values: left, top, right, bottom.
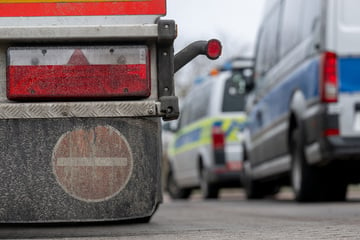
52, 125, 133, 202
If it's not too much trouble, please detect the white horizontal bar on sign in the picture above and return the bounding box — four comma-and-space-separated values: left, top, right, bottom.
56, 157, 128, 167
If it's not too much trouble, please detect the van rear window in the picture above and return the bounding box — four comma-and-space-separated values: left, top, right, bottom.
340, 0, 360, 27
222, 75, 246, 112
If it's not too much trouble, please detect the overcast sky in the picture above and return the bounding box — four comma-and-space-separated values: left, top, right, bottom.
165, 0, 265, 88
166, 0, 265, 58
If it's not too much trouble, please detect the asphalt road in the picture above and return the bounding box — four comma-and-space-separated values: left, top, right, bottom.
2, 187, 360, 240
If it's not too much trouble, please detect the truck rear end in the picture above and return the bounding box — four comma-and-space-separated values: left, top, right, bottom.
0, 1, 221, 223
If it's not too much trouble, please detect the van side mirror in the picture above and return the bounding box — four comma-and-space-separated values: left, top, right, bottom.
243, 68, 255, 92
163, 120, 179, 133
230, 68, 255, 93
245, 77, 255, 92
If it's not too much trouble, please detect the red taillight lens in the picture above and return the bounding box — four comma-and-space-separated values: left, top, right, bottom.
324, 128, 339, 137
7, 46, 150, 100
320, 52, 338, 103
206, 39, 222, 60
212, 126, 225, 150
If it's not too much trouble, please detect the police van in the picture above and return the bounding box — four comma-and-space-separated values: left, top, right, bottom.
166, 59, 253, 199
242, 0, 360, 202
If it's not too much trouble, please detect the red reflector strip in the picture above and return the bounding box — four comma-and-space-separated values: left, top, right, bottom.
214, 167, 228, 174
324, 129, 339, 136
0, 0, 166, 17
226, 161, 242, 171
7, 65, 149, 100
7, 46, 150, 100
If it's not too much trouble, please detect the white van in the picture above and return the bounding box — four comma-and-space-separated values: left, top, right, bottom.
242, 0, 360, 202
166, 59, 253, 199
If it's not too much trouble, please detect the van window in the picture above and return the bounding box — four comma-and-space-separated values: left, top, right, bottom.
178, 101, 191, 128
179, 80, 212, 128
189, 82, 212, 122
301, 0, 322, 39
255, 1, 282, 81
222, 74, 246, 112
279, 0, 303, 57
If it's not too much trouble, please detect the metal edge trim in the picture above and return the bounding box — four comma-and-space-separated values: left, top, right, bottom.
0, 24, 158, 40
0, 101, 159, 119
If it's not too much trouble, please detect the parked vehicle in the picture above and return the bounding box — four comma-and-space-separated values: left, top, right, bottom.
161, 120, 177, 190
242, 0, 360, 202
166, 59, 253, 199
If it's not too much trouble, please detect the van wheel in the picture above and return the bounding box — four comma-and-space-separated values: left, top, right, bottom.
291, 128, 322, 202
166, 171, 191, 199
291, 128, 348, 202
241, 161, 266, 199
200, 168, 219, 199
326, 180, 347, 201
323, 164, 347, 201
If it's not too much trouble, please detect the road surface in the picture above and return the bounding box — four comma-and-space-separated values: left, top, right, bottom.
2, 187, 360, 239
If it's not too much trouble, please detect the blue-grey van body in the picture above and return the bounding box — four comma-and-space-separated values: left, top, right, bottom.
243, 0, 360, 200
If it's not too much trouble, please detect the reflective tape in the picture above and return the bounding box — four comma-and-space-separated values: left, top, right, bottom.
0, 0, 166, 17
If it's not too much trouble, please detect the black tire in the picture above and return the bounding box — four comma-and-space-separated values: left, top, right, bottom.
166, 171, 191, 199
326, 180, 347, 201
291, 131, 348, 202
200, 168, 219, 199
291, 128, 348, 202
241, 161, 267, 199
322, 163, 347, 202
291, 128, 322, 202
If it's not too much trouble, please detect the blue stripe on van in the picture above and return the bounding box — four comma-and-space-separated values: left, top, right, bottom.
248, 56, 360, 136
339, 57, 360, 93
175, 128, 202, 148
248, 57, 320, 135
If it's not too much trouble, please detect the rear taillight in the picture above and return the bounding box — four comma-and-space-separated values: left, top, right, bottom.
324, 128, 339, 137
212, 125, 225, 150
320, 52, 338, 103
7, 46, 150, 100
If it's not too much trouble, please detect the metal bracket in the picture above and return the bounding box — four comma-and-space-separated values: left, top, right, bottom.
159, 96, 179, 121
174, 40, 221, 73
157, 19, 179, 121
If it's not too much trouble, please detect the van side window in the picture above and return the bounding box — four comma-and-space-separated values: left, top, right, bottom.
279, 0, 303, 57
178, 101, 190, 128
222, 73, 246, 112
181, 81, 212, 126
301, 0, 322, 39
189, 82, 211, 123
255, 2, 282, 83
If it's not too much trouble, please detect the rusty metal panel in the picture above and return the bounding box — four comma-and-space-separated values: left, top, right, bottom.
0, 117, 161, 222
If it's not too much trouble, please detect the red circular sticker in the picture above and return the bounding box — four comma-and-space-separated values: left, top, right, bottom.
52, 125, 133, 202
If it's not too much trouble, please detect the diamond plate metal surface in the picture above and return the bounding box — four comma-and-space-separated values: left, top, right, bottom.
0, 101, 158, 119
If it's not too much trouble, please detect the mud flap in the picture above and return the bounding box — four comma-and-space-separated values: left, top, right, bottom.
0, 117, 161, 223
